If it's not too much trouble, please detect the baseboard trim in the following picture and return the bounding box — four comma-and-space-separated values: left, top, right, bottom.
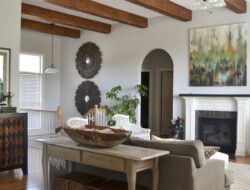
236, 150, 247, 156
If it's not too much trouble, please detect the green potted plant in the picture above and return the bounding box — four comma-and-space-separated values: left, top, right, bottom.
101, 85, 148, 125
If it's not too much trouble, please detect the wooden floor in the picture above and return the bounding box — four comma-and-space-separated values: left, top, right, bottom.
0, 147, 44, 190
230, 156, 250, 164
0, 147, 250, 190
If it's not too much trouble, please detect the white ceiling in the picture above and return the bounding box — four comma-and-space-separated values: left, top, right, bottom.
21, 0, 240, 26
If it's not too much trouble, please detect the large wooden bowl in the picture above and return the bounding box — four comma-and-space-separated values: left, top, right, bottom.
63, 125, 132, 148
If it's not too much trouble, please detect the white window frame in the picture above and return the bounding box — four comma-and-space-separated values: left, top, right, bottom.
19, 52, 43, 109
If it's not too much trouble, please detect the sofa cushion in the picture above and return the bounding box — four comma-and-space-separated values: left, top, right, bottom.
125, 138, 206, 168
151, 136, 220, 161
210, 152, 229, 169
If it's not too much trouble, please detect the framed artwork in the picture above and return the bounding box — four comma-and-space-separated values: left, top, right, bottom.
0, 48, 11, 103
189, 23, 247, 86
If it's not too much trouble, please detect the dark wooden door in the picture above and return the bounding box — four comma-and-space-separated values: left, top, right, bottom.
160, 71, 173, 136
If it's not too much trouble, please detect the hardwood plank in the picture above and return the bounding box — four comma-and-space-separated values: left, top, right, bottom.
21, 19, 81, 38
126, 0, 192, 22
22, 3, 111, 34
230, 156, 250, 164
225, 0, 247, 13
46, 0, 148, 28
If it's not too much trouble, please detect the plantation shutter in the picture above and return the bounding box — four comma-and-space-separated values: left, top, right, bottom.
20, 74, 42, 108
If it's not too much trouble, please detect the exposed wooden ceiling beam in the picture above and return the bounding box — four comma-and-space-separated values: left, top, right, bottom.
46, 0, 148, 28
225, 0, 247, 13
21, 19, 81, 38
22, 3, 111, 34
126, 0, 192, 22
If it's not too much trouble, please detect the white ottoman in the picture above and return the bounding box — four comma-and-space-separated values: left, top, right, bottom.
210, 152, 229, 168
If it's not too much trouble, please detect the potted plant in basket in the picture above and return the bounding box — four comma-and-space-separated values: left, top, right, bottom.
169, 117, 184, 139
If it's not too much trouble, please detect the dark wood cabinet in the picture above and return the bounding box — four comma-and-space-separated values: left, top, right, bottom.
0, 113, 28, 175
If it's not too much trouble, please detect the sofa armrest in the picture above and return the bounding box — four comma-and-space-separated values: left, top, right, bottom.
193, 159, 225, 190
157, 154, 197, 190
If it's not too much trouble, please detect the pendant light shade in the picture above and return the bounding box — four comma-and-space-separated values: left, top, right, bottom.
45, 64, 58, 74
194, 0, 225, 13
45, 24, 58, 74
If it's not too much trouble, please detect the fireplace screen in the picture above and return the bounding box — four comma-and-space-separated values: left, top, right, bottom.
199, 118, 233, 146
196, 111, 237, 155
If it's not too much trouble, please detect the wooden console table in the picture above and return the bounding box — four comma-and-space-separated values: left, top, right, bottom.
38, 136, 169, 190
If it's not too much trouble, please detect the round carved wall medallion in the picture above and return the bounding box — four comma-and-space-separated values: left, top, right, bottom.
75, 42, 102, 79
75, 81, 101, 115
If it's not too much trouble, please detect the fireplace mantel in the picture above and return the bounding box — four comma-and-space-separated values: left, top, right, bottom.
179, 94, 250, 97
180, 95, 250, 156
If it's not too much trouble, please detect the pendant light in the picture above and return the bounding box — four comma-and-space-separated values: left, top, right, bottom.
45, 24, 58, 74
194, 0, 225, 13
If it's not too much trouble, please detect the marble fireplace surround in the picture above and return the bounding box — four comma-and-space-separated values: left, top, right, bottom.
180, 94, 250, 156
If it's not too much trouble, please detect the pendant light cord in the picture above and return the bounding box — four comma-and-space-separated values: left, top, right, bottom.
45, 23, 58, 73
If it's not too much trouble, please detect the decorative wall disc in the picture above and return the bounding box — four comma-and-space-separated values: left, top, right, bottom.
75, 81, 101, 115
75, 42, 102, 79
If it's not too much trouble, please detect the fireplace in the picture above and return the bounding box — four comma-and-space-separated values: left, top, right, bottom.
196, 111, 237, 157
180, 94, 250, 156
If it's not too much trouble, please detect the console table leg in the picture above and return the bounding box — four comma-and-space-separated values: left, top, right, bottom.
126, 160, 136, 190
42, 144, 50, 190
68, 161, 73, 172
152, 158, 159, 190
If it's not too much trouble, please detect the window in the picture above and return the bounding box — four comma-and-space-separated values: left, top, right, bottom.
20, 53, 43, 109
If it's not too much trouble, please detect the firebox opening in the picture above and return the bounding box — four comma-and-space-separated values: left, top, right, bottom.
195, 111, 237, 159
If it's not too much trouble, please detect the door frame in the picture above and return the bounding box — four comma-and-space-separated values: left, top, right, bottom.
141, 69, 153, 130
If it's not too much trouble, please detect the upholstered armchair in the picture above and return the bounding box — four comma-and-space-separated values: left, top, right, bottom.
66, 117, 88, 128
112, 114, 151, 140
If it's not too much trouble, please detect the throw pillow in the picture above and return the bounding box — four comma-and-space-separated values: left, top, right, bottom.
204, 146, 221, 159
151, 135, 182, 141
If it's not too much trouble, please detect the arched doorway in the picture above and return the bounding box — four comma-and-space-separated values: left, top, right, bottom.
141, 49, 173, 136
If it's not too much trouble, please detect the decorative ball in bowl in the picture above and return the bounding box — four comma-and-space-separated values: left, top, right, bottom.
63, 125, 132, 148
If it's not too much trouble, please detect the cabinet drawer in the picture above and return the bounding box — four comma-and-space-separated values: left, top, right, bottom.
47, 145, 80, 162
81, 152, 125, 172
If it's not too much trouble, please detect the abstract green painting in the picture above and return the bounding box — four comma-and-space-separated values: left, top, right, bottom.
189, 23, 247, 86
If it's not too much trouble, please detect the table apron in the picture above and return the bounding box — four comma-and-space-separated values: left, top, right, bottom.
46, 145, 154, 173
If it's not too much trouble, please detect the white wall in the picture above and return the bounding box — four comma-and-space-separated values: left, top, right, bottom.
21, 29, 61, 110
0, 0, 21, 108
60, 5, 250, 126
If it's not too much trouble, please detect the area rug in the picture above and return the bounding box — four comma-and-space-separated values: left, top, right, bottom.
228, 162, 250, 190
